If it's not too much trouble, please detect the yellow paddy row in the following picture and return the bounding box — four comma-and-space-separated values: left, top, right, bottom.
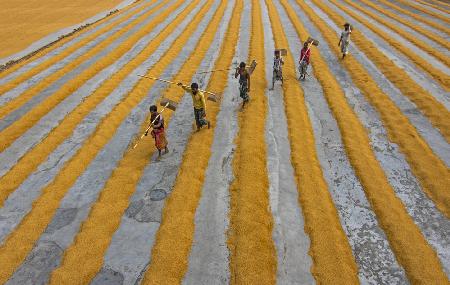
310, 0, 450, 219
0, 0, 198, 282
0, 0, 174, 153
0, 0, 448, 284
290, 0, 448, 282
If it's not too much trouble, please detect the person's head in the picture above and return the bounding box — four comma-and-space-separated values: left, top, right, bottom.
191, 82, 199, 94
344, 23, 350, 31
275, 50, 280, 58
239, 61, 246, 71
303, 41, 309, 49
149, 105, 157, 114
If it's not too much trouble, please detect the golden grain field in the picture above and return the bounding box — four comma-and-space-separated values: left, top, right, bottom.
0, 0, 449, 284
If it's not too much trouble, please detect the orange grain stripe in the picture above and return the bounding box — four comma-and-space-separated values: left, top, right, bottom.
296, 0, 449, 282
309, 0, 450, 218
267, 0, 360, 283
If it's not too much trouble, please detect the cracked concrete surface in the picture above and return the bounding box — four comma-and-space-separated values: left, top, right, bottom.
183, 0, 243, 283
262, 1, 315, 284
0, 0, 193, 247
324, 0, 450, 109
93, 1, 233, 284
318, 0, 450, 167
0, 1, 449, 284
284, 1, 408, 283
3, 2, 219, 283
305, 0, 450, 277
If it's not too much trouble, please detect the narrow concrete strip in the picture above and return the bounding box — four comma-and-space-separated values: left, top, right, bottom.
182, 1, 246, 284
302, 0, 450, 277
371, 0, 449, 40
0, 0, 137, 66
91, 2, 232, 284
375, 0, 450, 40
0, 0, 181, 179
0, 0, 160, 107
404, 0, 450, 18
4, 0, 214, 283
0, 0, 194, 246
280, 1, 407, 283
420, 0, 450, 11
353, 0, 449, 56
334, 0, 450, 78
308, 0, 450, 167
325, 0, 450, 108
391, 0, 449, 27
261, 1, 316, 284
0, 1, 174, 132
0, 0, 150, 86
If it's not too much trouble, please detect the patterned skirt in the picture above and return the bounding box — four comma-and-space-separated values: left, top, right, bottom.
151, 128, 168, 150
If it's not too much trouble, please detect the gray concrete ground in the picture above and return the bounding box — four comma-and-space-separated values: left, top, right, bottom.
92, 1, 233, 284
421, 0, 450, 11
370, 0, 450, 40
182, 0, 242, 283
261, 1, 315, 284
0, 0, 159, 107
0, 0, 181, 179
352, 0, 449, 56
0, 0, 449, 284
331, 0, 450, 77
409, 0, 450, 16
5, 1, 213, 284
328, 0, 450, 110
320, 0, 450, 166
0, 0, 193, 249
0, 0, 136, 66
390, 0, 449, 27
0, 0, 175, 132
284, 1, 408, 284
0, 0, 146, 86
305, 0, 450, 277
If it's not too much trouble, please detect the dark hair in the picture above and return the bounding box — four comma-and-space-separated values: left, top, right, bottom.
149, 105, 157, 112
275, 50, 280, 55
239, 62, 246, 68
191, 82, 198, 89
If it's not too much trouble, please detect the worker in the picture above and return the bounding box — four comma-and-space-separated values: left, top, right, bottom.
299, 41, 311, 80
145, 105, 169, 159
271, 50, 284, 89
339, 23, 352, 59
178, 82, 210, 131
234, 62, 251, 107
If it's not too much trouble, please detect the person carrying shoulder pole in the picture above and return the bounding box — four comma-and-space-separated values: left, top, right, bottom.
145, 105, 169, 160
299, 41, 311, 80
178, 82, 210, 131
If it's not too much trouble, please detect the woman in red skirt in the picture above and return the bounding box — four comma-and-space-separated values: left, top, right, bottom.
147, 105, 169, 159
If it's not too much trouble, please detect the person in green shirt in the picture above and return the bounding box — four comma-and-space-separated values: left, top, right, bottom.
178, 82, 210, 131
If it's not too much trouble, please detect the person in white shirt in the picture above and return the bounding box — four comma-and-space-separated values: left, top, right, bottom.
338, 23, 352, 59
271, 50, 284, 89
